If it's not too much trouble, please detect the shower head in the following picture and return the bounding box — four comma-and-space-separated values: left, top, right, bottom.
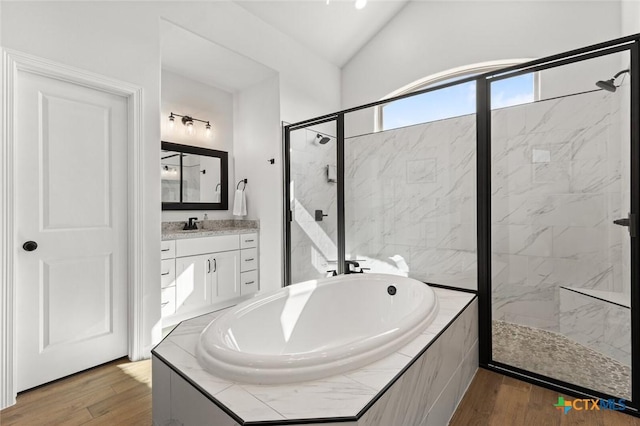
596, 79, 617, 92
596, 69, 630, 93
316, 134, 331, 145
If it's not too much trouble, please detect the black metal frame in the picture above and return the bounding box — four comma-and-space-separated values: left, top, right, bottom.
161, 141, 229, 211
479, 37, 640, 416
283, 33, 640, 416
630, 39, 640, 411
282, 117, 342, 285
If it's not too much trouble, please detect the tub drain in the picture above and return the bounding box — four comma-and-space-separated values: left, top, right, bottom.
387, 285, 397, 295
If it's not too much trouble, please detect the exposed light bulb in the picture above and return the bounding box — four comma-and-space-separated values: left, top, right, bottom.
205, 122, 212, 138
168, 113, 175, 129
182, 116, 195, 136
355, 0, 366, 9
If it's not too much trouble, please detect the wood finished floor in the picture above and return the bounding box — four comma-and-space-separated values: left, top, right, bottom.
450, 369, 640, 426
1, 360, 639, 425
0, 357, 151, 425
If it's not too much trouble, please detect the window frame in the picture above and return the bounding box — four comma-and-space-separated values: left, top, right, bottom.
375, 59, 541, 132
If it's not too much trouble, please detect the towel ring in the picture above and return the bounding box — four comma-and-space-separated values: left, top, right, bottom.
215, 183, 221, 191
236, 179, 247, 190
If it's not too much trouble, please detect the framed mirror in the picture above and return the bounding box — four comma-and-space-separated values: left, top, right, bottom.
161, 141, 228, 210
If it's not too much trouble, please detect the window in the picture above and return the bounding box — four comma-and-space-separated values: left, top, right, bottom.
378, 61, 538, 132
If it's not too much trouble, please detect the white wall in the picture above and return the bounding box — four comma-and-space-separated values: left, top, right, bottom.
622, 1, 640, 36
157, 2, 341, 123
234, 75, 282, 292
161, 70, 235, 222
0, 1, 340, 385
342, 1, 623, 112
1, 2, 166, 366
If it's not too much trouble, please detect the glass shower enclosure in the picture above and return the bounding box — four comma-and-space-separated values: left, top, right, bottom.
488, 49, 633, 400
283, 34, 640, 416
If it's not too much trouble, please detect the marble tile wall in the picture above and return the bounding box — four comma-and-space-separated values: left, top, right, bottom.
290, 129, 338, 283
344, 117, 478, 291
559, 288, 631, 366
491, 90, 628, 332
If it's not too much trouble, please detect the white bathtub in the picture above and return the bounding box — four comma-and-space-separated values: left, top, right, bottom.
195, 273, 439, 384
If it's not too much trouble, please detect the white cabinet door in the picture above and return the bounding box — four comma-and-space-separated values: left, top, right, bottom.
175, 254, 211, 315
211, 250, 240, 302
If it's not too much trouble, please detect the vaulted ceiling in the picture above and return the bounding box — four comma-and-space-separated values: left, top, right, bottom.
234, 0, 409, 67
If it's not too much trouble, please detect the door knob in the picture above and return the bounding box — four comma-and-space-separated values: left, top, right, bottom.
23, 241, 38, 252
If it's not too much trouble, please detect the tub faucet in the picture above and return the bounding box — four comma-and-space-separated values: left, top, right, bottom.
344, 260, 361, 274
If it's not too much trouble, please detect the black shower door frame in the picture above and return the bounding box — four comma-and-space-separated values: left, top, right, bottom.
477, 37, 640, 415
283, 33, 640, 417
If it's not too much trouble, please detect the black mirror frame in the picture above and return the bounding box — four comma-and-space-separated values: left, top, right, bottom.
161, 141, 229, 211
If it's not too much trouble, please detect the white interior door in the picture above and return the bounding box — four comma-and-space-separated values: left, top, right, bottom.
15, 69, 129, 392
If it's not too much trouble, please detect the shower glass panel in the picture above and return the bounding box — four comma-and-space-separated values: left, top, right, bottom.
288, 123, 339, 284
344, 90, 477, 289
490, 51, 632, 400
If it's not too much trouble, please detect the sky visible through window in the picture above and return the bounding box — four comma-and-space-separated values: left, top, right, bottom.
382, 73, 534, 131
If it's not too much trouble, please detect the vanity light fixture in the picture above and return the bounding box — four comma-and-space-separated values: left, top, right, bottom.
169, 112, 212, 137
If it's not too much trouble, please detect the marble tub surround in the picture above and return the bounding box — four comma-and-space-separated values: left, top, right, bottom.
162, 219, 259, 240
152, 288, 477, 425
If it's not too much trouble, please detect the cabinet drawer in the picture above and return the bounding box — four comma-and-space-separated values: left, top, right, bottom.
176, 235, 240, 257
240, 271, 258, 295
240, 233, 258, 249
161, 287, 176, 317
240, 248, 257, 272
160, 259, 176, 288
161, 240, 176, 259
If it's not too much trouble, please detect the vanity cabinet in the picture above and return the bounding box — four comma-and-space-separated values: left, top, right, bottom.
161, 232, 258, 325
240, 233, 259, 295
211, 250, 240, 301
175, 254, 212, 316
